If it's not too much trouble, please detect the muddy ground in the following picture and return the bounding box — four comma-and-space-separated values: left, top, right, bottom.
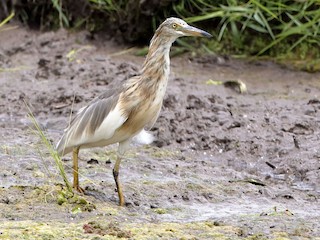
0, 25, 320, 239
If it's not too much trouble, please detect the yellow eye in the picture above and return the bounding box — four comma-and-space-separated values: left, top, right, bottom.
172, 23, 177, 29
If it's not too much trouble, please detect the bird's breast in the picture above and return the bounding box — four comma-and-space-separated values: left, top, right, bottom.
115, 75, 169, 141
115, 100, 161, 141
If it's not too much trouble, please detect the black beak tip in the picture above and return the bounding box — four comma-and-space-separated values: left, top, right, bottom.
202, 31, 212, 38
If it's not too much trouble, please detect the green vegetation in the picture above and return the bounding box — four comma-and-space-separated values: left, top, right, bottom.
179, 0, 320, 56
1, 0, 320, 67
0, 11, 14, 29
25, 102, 73, 193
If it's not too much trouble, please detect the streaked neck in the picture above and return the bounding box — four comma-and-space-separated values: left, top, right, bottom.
141, 31, 176, 80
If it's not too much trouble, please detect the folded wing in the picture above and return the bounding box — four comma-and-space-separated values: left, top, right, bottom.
56, 87, 128, 155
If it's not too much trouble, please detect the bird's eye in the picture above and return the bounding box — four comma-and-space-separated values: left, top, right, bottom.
172, 23, 177, 29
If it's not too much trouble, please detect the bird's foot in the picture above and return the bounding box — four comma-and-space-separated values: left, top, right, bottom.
73, 185, 85, 194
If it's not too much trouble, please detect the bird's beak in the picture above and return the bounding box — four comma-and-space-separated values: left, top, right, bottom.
181, 25, 212, 38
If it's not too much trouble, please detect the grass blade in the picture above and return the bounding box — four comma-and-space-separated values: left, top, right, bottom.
0, 11, 15, 28
25, 101, 73, 193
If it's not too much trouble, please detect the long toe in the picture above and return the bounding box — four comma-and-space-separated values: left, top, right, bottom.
74, 185, 86, 194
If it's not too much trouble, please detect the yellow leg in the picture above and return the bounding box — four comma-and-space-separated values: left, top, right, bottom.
113, 154, 125, 206
73, 146, 84, 193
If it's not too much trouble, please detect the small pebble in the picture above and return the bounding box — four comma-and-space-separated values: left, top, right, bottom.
87, 158, 99, 164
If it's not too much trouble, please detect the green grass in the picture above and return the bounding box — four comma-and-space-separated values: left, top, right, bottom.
25, 102, 72, 193
51, 0, 69, 28
2, 0, 320, 66
0, 11, 14, 28
182, 0, 320, 58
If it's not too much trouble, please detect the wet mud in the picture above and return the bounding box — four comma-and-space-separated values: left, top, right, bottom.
1, 26, 320, 239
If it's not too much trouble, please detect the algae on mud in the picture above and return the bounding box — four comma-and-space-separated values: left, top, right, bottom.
1, 220, 243, 239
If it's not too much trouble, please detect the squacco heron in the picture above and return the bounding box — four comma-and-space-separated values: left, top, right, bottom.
56, 17, 212, 206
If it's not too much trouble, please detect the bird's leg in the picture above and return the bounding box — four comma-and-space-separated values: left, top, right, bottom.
113, 154, 125, 206
73, 146, 85, 193
113, 139, 131, 206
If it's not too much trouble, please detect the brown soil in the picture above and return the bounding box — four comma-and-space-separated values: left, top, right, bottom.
0, 25, 320, 239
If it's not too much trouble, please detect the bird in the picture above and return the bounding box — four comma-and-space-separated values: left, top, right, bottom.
56, 17, 212, 206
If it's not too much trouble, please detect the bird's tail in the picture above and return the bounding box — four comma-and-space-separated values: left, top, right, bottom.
133, 129, 155, 145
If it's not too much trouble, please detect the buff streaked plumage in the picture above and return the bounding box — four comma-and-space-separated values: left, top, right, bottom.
56, 17, 212, 206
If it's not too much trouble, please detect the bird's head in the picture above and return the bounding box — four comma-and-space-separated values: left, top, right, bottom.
158, 17, 212, 39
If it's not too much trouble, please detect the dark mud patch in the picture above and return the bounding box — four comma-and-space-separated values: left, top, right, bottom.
1, 25, 320, 239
